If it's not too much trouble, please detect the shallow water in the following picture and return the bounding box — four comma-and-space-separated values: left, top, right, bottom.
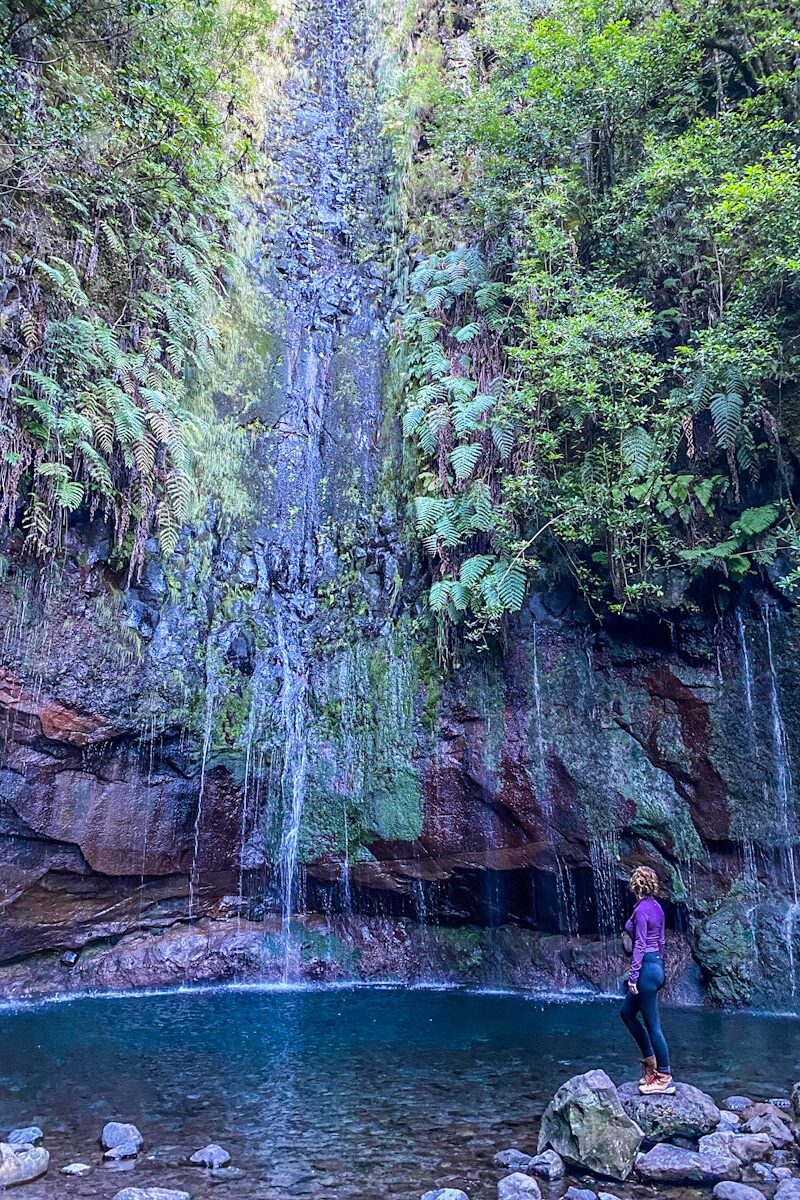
1, 986, 798, 1200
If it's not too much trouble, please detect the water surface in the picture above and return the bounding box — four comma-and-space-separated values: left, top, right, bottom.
1, 986, 797, 1199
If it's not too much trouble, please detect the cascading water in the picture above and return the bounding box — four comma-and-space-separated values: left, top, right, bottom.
274, 608, 309, 978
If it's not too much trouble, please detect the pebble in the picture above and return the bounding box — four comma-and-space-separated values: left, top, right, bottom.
105, 1140, 142, 1160
112, 1191, 192, 1200
526, 1151, 565, 1181
102, 1123, 144, 1152
421, 1191, 469, 1200
497, 1175, 541, 1200
493, 1151, 535, 1172
713, 1184, 767, 1200
62, 1163, 92, 1177
7, 1127, 43, 1146
189, 1145, 231, 1169
209, 1168, 246, 1184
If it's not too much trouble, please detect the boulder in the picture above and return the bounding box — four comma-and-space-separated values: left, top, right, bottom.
727, 1098, 755, 1113
537, 1070, 643, 1181
112, 1191, 192, 1200
189, 1145, 231, 1169
102, 1123, 144, 1152
422, 1192, 469, 1200
0, 1142, 50, 1188
775, 1169, 794, 1181
636, 1143, 740, 1185
776, 1183, 800, 1200
497, 1176, 541, 1200
525, 1151, 565, 1180
713, 1184, 766, 1200
7, 1128, 43, 1147
618, 1081, 720, 1140
699, 1133, 772, 1164
493, 1151, 536, 1172
62, 1163, 92, 1176
563, 1189, 597, 1200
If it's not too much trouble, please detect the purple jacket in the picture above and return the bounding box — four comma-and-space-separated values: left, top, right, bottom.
625, 896, 665, 986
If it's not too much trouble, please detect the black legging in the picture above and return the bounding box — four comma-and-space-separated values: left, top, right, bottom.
620, 952, 671, 1072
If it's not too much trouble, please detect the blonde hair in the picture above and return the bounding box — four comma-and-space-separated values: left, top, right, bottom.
629, 866, 660, 899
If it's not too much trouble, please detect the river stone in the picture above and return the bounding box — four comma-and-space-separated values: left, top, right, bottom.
105, 1141, 142, 1160
636, 1143, 741, 1184
422, 1192, 469, 1200
537, 1070, 643, 1181
719, 1113, 743, 1133
0, 1142, 50, 1188
743, 1112, 794, 1148
791, 1082, 800, 1138
7, 1128, 43, 1147
699, 1133, 772, 1164
713, 1183, 767, 1200
208, 1168, 245, 1184
494, 1151, 536, 1171
597, 1193, 621, 1200
189, 1145, 231, 1169
775, 1183, 800, 1200
618, 1080, 720, 1140
112, 1191, 192, 1200
526, 1150, 565, 1180
62, 1163, 92, 1176
727, 1098, 755, 1113
497, 1174, 541, 1200
102, 1123, 144, 1152
563, 1189, 597, 1200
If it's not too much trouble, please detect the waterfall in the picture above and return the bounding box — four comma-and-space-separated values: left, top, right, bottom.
555, 855, 578, 938
340, 799, 352, 917
531, 622, 546, 782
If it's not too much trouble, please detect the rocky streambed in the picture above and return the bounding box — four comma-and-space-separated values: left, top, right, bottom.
1, 988, 799, 1200
478, 1076, 800, 1200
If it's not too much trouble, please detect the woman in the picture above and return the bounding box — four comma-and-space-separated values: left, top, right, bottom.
620, 866, 675, 1095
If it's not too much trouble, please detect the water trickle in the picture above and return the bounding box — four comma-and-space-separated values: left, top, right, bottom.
531, 622, 546, 779
340, 800, 352, 917
555, 855, 579, 938
188, 672, 219, 919
274, 607, 309, 980
762, 606, 798, 902
589, 836, 620, 939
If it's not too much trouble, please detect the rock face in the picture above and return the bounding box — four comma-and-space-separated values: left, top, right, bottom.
618, 1081, 721, 1140
0, 1142, 49, 1188
2, 0, 800, 1013
538, 1070, 644, 1181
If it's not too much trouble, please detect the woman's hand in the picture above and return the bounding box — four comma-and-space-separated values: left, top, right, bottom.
628, 980, 638, 994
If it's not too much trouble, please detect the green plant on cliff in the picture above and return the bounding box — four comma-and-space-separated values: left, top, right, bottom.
0, 0, 272, 575
395, 0, 800, 634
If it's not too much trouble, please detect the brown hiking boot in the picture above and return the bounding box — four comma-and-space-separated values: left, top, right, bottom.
640, 1071, 677, 1095
639, 1055, 657, 1085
